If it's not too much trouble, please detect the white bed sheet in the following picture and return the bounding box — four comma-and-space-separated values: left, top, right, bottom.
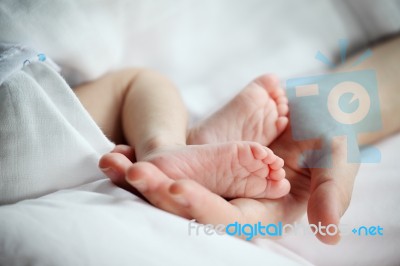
0, 179, 309, 266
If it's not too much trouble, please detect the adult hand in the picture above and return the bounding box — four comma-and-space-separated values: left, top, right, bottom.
100, 117, 359, 245
100, 37, 400, 244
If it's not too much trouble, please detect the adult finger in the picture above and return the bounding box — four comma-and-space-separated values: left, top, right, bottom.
111, 144, 136, 162
99, 152, 134, 192
169, 179, 244, 225
307, 138, 359, 244
126, 162, 246, 225
125, 162, 195, 218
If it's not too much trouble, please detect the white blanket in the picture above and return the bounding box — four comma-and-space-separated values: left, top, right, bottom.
1, 0, 399, 265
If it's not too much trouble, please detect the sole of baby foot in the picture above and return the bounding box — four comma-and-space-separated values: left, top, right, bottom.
187, 74, 289, 146
142, 141, 290, 199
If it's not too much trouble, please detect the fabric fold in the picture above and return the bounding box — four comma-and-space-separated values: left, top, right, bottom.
0, 45, 114, 205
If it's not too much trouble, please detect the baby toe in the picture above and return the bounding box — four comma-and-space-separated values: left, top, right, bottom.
276, 117, 289, 133
262, 148, 277, 164
250, 143, 269, 160
265, 178, 291, 199
270, 156, 284, 170
268, 168, 286, 180
277, 103, 289, 116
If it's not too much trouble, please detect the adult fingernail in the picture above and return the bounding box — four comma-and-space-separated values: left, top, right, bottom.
101, 167, 120, 182
126, 176, 147, 191
171, 194, 189, 207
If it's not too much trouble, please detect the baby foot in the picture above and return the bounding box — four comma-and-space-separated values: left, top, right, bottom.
188, 74, 288, 146
141, 141, 289, 199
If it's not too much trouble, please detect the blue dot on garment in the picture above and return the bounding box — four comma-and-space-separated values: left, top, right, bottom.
37, 53, 46, 62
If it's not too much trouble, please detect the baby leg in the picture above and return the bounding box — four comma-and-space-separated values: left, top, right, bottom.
74, 68, 188, 159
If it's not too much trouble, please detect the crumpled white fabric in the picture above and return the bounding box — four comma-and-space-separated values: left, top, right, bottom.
0, 179, 310, 266
0, 48, 114, 204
